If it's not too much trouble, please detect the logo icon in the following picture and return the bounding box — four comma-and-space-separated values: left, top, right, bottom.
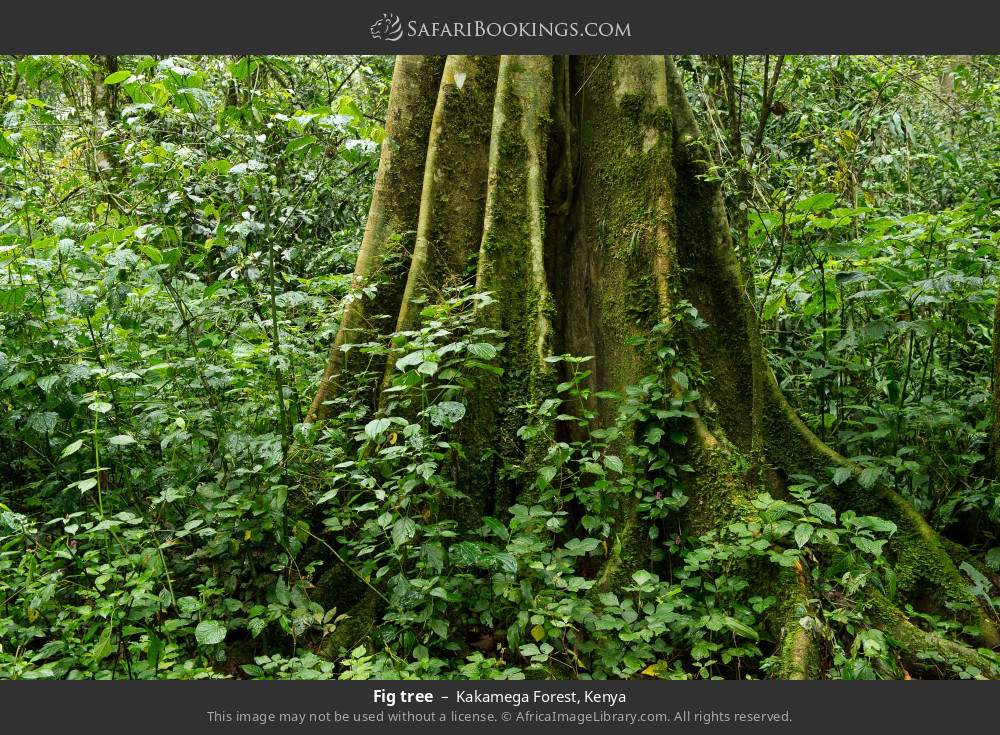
370, 13, 403, 41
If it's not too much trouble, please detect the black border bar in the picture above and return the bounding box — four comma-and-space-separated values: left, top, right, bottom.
3, 0, 999, 54
0, 680, 996, 734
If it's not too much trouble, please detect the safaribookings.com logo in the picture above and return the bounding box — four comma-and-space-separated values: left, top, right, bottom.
369, 13, 631, 41
370, 13, 404, 41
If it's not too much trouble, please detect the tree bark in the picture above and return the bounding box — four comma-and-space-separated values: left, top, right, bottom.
312, 54, 1000, 677
89, 55, 118, 177
307, 56, 445, 420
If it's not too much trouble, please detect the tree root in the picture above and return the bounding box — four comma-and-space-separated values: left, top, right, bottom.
867, 591, 999, 677
769, 566, 822, 679
764, 375, 1000, 648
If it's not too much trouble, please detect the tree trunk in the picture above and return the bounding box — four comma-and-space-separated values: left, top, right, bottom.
89, 55, 118, 176
311, 55, 1000, 677
307, 56, 446, 420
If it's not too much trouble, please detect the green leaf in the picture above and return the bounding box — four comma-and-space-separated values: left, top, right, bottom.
88, 401, 113, 414
852, 536, 887, 556
835, 271, 867, 287
622, 654, 644, 671
985, 547, 1000, 572
429, 618, 448, 639
228, 58, 257, 80
795, 192, 837, 212
274, 577, 290, 605
27, 411, 58, 433
392, 517, 416, 547
724, 616, 760, 640
0, 287, 28, 311
519, 643, 541, 657
0, 133, 17, 159
563, 537, 600, 556
641, 661, 672, 679
517, 424, 539, 440
103, 70, 132, 85
488, 552, 518, 574
794, 523, 814, 548
762, 292, 786, 320
36, 374, 60, 393
416, 360, 438, 376
364, 418, 391, 440
858, 466, 883, 490
960, 561, 992, 600
109, 434, 136, 446
194, 620, 227, 646
422, 542, 445, 572
60, 439, 85, 459
482, 516, 509, 541
426, 401, 465, 427
161, 247, 182, 266
284, 135, 317, 155
394, 350, 427, 371
644, 426, 665, 445
831, 467, 853, 486
810, 503, 836, 525
598, 592, 619, 607
603, 455, 624, 474
91, 628, 114, 661
467, 342, 497, 360
139, 245, 163, 264
449, 541, 483, 566
631, 569, 654, 586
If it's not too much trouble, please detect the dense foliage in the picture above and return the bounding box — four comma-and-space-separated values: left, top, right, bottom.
1, 55, 998, 680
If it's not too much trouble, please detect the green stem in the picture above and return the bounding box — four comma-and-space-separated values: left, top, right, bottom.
93, 409, 104, 519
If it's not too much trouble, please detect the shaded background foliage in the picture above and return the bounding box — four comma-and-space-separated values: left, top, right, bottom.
1, 54, 392, 678
685, 55, 1000, 538
1, 54, 998, 679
